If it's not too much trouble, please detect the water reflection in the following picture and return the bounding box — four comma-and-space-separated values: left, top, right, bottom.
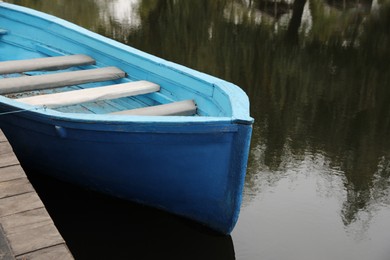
4, 0, 390, 259
27, 172, 235, 260
97, 0, 141, 27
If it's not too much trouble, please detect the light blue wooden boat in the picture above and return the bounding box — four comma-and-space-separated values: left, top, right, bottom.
0, 3, 253, 234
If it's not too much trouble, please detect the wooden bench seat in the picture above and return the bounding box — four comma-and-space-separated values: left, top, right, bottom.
0, 54, 95, 75
17, 80, 160, 108
0, 67, 125, 94
110, 100, 197, 116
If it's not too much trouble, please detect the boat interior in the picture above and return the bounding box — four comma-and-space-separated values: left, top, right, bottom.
0, 54, 198, 116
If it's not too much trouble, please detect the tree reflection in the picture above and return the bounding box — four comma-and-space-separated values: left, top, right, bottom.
10, 0, 101, 30
285, 0, 307, 43
123, 0, 390, 227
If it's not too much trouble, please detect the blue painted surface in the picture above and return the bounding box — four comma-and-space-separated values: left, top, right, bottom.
0, 3, 253, 234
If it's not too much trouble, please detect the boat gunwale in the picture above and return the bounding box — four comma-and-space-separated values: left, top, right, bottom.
0, 96, 239, 129
0, 2, 253, 125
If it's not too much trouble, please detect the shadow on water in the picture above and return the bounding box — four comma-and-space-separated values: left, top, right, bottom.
26, 171, 235, 260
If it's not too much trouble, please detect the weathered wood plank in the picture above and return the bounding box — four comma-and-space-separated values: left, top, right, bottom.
0, 208, 52, 234
111, 99, 197, 116
0, 178, 35, 199
0, 54, 95, 75
16, 244, 73, 260
0, 225, 15, 260
18, 80, 160, 108
0, 130, 6, 143
0, 140, 18, 168
6, 222, 64, 256
0, 154, 19, 168
0, 166, 25, 182
0, 134, 6, 143
0, 193, 44, 218
0, 142, 13, 156
0, 67, 125, 94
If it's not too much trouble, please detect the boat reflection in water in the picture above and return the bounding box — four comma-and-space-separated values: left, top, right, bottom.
27, 172, 236, 260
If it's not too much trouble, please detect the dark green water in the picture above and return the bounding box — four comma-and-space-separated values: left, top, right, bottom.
5, 0, 390, 259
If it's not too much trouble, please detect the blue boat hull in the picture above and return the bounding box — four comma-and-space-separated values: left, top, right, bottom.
0, 106, 251, 234
0, 3, 253, 234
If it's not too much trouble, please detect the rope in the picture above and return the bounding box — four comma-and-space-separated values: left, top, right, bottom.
0, 105, 46, 116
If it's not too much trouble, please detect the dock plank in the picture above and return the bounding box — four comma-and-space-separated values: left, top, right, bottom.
0, 141, 13, 155
0, 192, 43, 218
0, 133, 7, 143
6, 222, 65, 256
0, 166, 25, 182
0, 208, 52, 233
0, 178, 35, 199
0, 153, 19, 168
17, 244, 73, 260
0, 225, 14, 260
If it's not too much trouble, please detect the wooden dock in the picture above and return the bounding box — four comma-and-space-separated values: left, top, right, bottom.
0, 130, 73, 259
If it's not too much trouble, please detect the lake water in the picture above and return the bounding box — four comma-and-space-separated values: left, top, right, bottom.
4, 0, 390, 259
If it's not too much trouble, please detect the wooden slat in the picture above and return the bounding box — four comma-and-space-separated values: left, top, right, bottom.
110, 100, 197, 116
0, 178, 35, 199
0, 153, 19, 168
0, 134, 7, 143
0, 55, 95, 75
0, 142, 18, 168
0, 192, 43, 218
0, 67, 125, 95
0, 165, 25, 182
1, 208, 52, 233
0, 226, 13, 260
6, 222, 65, 256
0, 141, 13, 156
18, 244, 74, 260
17, 80, 160, 108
